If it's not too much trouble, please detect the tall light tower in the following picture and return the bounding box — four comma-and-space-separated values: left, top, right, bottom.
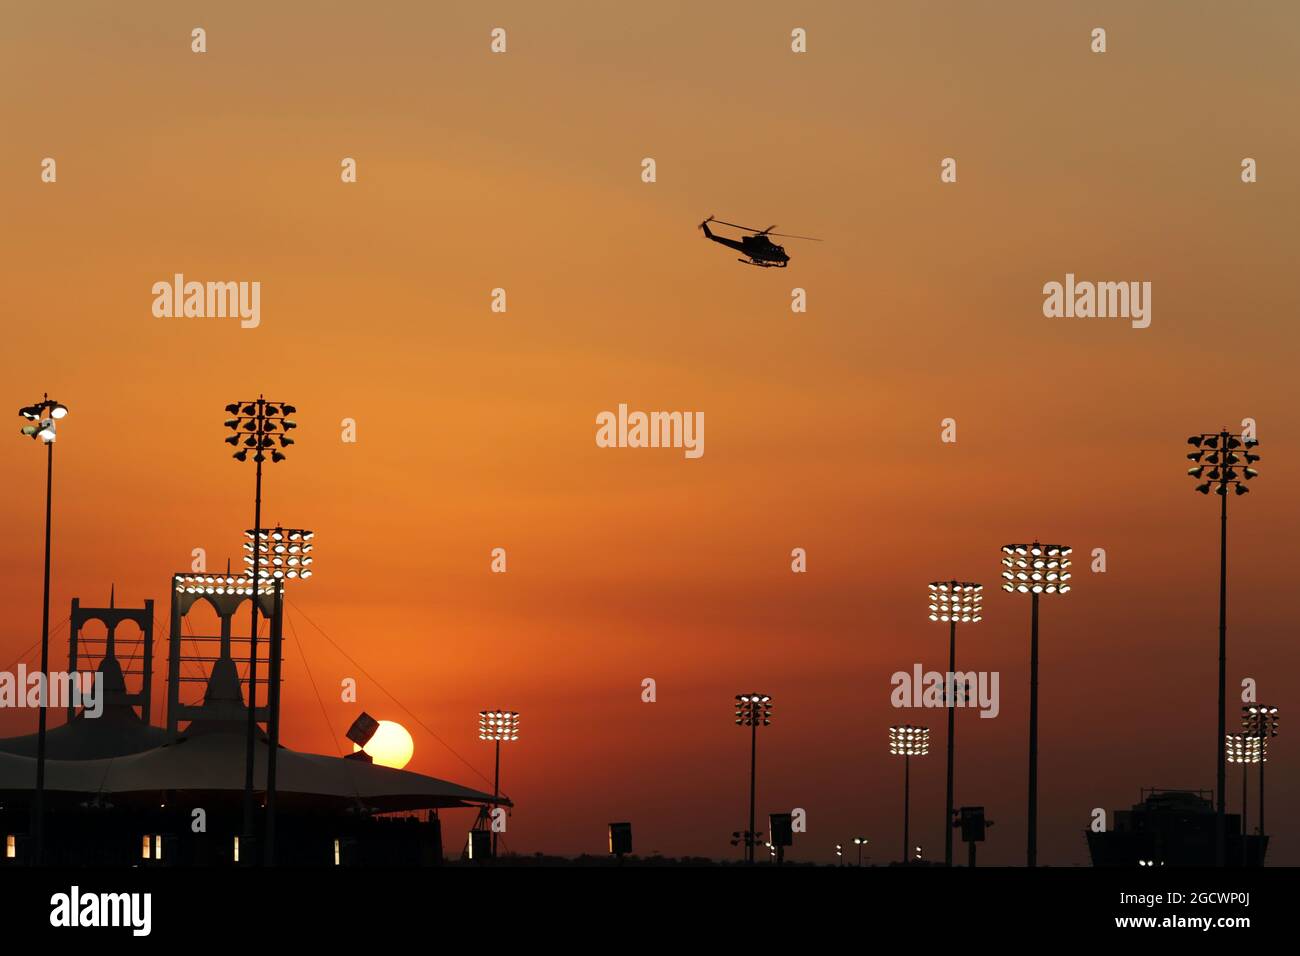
735, 694, 772, 864
1001, 542, 1071, 868
1187, 427, 1259, 867
244, 526, 314, 866
223, 397, 297, 863
929, 581, 982, 867
1241, 704, 1278, 846
478, 709, 519, 858
1226, 733, 1263, 865
16, 394, 69, 865
889, 725, 929, 864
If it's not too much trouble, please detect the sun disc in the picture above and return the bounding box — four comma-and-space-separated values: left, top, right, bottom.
352, 719, 414, 769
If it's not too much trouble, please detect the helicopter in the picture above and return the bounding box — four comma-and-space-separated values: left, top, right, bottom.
698, 216, 822, 268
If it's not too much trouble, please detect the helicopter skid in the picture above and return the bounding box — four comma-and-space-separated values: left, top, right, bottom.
739, 258, 787, 268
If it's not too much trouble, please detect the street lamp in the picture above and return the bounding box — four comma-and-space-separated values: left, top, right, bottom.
929, 581, 982, 867
852, 835, 870, 867
1187, 427, 1259, 866
224, 397, 297, 863
1241, 704, 1278, 845
1001, 542, 1071, 868
16, 393, 69, 864
735, 694, 772, 864
889, 725, 929, 864
478, 709, 519, 858
1226, 733, 1264, 865
834, 843, 843, 866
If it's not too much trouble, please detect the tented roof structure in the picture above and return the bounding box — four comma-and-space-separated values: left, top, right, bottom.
0, 636, 504, 813
0, 731, 503, 812
0, 656, 169, 760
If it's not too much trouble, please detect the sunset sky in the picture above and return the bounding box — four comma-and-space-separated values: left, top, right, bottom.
2, 1, 1299, 865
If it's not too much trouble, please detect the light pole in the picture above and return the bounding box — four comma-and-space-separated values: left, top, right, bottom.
852, 836, 869, 867
735, 694, 772, 864
1226, 733, 1262, 866
245, 526, 314, 866
224, 397, 297, 864
889, 725, 929, 865
17, 394, 69, 865
1001, 542, 1072, 868
1187, 428, 1259, 866
478, 710, 519, 858
928, 581, 982, 867
1241, 704, 1278, 848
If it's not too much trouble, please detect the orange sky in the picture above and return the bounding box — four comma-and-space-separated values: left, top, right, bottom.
2, 1, 1299, 864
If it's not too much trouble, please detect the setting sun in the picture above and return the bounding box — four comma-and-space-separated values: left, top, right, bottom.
352, 720, 414, 770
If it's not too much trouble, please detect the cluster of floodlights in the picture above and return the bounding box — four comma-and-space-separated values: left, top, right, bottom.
1000, 544, 1072, 594
478, 710, 520, 742
174, 574, 280, 596
223, 401, 298, 463
1187, 432, 1260, 496
18, 397, 68, 443
889, 725, 930, 756
244, 527, 315, 580
735, 694, 773, 726
927, 582, 983, 623
1243, 704, 1279, 738
1225, 734, 1265, 765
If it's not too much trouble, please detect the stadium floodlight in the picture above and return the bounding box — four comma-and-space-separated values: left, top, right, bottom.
15, 393, 71, 864
735, 694, 773, 864
1188, 428, 1259, 867
1241, 704, 1279, 845
478, 710, 519, 858
224, 395, 298, 864
244, 526, 315, 580
929, 580, 982, 867
890, 725, 929, 865
1000, 542, 1070, 868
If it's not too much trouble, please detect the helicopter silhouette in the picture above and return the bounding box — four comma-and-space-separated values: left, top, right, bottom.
698, 216, 822, 268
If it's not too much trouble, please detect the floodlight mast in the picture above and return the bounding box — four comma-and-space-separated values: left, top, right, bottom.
16, 393, 69, 864
1187, 428, 1259, 867
1241, 704, 1278, 851
244, 527, 313, 867
928, 581, 982, 867
889, 725, 929, 864
223, 396, 298, 864
478, 710, 519, 858
1001, 542, 1071, 867
734, 694, 772, 864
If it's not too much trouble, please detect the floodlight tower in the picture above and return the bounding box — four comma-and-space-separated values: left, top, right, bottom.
1226, 733, 1263, 865
223, 396, 298, 863
889, 725, 929, 864
1001, 542, 1071, 868
16, 393, 69, 864
1186, 427, 1259, 866
478, 709, 519, 858
1241, 704, 1278, 842
735, 694, 772, 864
929, 581, 982, 867
244, 526, 314, 866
